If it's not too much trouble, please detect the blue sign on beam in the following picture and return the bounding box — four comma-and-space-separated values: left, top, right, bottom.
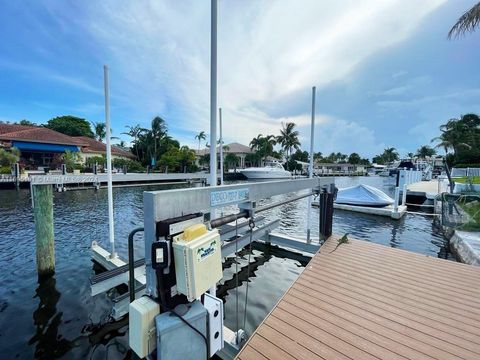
210, 188, 249, 206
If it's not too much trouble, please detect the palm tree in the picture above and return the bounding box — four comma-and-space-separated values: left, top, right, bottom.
448, 2, 480, 38
415, 145, 436, 159
249, 134, 277, 164
431, 118, 471, 156
117, 140, 127, 148
249, 134, 263, 151
151, 116, 167, 164
195, 131, 207, 152
382, 147, 399, 163
277, 122, 301, 170
91, 122, 106, 141
122, 124, 145, 161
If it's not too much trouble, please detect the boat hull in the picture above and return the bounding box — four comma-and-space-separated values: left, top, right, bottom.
240, 169, 291, 179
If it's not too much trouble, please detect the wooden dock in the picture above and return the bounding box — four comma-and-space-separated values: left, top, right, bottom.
236, 236, 480, 360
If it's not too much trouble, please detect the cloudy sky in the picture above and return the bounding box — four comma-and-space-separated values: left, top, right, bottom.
0, 0, 479, 158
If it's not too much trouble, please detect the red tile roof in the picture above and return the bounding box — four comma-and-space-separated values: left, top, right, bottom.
0, 123, 133, 158
0, 123, 35, 135
0, 124, 87, 145
75, 136, 134, 158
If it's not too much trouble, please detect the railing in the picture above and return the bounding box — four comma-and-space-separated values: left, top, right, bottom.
451, 167, 480, 177
398, 169, 423, 188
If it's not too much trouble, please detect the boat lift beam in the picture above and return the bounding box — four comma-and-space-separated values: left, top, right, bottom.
143, 178, 333, 298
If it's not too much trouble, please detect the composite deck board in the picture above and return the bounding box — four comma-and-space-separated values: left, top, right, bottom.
318, 241, 480, 295
235, 236, 480, 360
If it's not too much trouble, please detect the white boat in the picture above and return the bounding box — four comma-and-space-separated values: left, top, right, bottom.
240, 161, 291, 179
335, 184, 394, 207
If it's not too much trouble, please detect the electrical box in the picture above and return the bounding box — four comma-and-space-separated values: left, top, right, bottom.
155, 301, 207, 360
129, 296, 160, 358
172, 224, 222, 301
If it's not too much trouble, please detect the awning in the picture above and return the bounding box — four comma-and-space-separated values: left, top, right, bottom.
12, 141, 79, 153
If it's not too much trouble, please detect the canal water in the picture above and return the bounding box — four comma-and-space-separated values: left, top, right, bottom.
0, 177, 450, 359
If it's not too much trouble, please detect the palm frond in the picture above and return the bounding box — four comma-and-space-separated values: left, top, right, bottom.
448, 2, 480, 38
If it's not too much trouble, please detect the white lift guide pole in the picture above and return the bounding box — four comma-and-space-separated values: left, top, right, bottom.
209, 0, 218, 296
219, 107, 224, 185
104, 65, 116, 258
209, 0, 217, 189
307, 86, 316, 243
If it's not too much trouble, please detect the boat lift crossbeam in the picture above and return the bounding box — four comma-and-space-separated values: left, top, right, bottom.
142, 178, 334, 358
143, 178, 333, 297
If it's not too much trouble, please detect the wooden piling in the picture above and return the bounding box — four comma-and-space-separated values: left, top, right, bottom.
33, 184, 55, 277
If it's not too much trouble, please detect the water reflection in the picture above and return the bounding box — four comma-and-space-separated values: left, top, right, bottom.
29, 276, 76, 359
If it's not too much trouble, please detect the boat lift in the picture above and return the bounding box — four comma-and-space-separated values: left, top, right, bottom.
90, 177, 335, 359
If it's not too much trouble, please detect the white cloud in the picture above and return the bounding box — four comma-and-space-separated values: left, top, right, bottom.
42, 0, 446, 152
309, 115, 386, 157
377, 88, 480, 109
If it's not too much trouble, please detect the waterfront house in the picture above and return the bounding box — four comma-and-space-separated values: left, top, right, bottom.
314, 162, 367, 175
0, 123, 133, 170
0, 124, 86, 170
73, 136, 135, 164
195, 142, 253, 169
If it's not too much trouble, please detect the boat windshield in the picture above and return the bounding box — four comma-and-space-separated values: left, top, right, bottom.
265, 161, 284, 169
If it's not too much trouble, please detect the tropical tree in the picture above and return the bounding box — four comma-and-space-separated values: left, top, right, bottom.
199, 154, 210, 170
276, 122, 301, 170
448, 2, 480, 38
415, 145, 436, 159
348, 153, 361, 165
122, 124, 145, 161
225, 153, 240, 171
195, 131, 207, 152
431, 118, 471, 157
17, 119, 37, 126
0, 147, 20, 168
91, 122, 106, 141
383, 147, 399, 163
245, 153, 261, 167
151, 116, 167, 163
177, 146, 196, 172
313, 152, 323, 162
372, 148, 399, 164
45, 115, 94, 137
117, 140, 127, 148
431, 114, 480, 168
249, 134, 277, 163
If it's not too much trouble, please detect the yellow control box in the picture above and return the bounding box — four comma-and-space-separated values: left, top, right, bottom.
173, 224, 222, 301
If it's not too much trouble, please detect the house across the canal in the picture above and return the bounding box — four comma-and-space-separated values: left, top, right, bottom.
195, 142, 254, 169
0, 123, 133, 171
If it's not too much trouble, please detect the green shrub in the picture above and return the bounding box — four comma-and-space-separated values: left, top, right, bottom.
113, 158, 144, 172
0, 166, 12, 174
0, 148, 20, 167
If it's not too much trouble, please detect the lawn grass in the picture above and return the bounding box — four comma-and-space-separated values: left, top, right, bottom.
453, 176, 480, 184
458, 200, 480, 232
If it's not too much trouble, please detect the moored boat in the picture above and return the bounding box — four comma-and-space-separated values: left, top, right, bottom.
335, 184, 394, 207
240, 161, 291, 179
